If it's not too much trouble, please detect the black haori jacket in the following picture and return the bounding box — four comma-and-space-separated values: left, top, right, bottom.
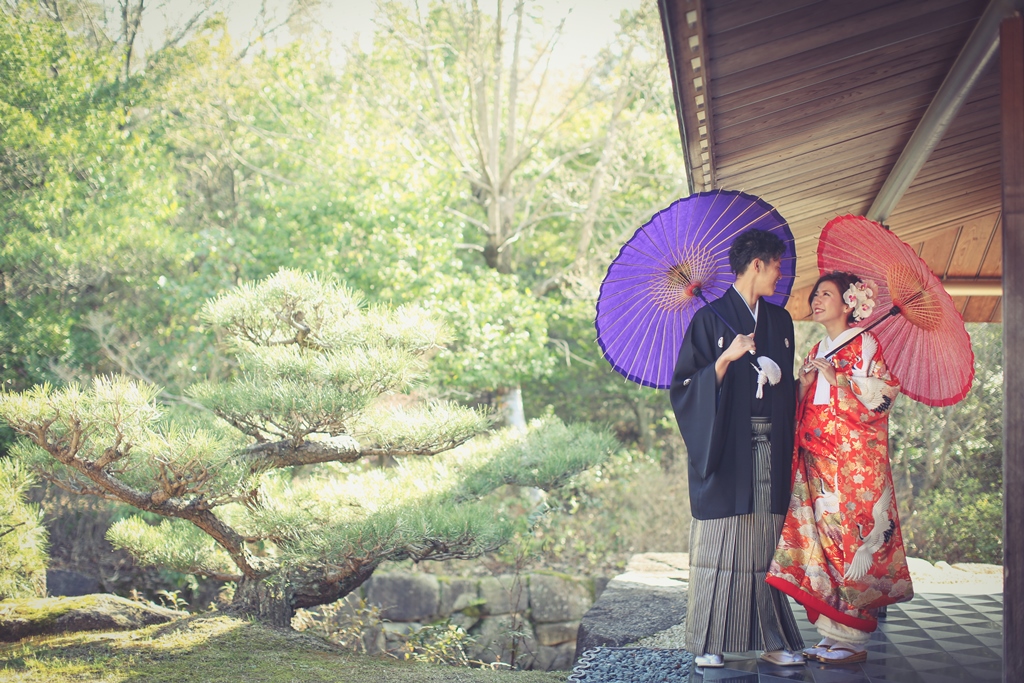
670, 286, 796, 521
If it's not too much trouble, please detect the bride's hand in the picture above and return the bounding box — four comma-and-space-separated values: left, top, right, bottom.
798, 362, 817, 389
807, 358, 838, 386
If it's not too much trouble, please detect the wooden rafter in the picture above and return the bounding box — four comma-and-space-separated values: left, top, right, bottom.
659, 0, 715, 192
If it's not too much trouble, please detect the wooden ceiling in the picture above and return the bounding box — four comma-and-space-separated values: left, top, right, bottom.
659, 0, 1004, 322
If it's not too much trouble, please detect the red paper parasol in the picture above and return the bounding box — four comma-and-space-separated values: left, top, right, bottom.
817, 215, 974, 407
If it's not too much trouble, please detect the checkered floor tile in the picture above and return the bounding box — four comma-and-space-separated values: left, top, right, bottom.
691, 593, 1003, 683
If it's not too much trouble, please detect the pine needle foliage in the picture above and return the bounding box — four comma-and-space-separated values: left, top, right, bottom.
0, 270, 615, 622
0, 458, 48, 599
107, 516, 237, 579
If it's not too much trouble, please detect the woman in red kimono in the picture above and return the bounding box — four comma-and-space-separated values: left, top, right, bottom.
766, 271, 913, 665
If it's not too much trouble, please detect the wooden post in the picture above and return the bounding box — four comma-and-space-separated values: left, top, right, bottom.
1003, 13, 1024, 683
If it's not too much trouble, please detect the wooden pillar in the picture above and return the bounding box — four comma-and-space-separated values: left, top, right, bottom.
1003, 13, 1024, 683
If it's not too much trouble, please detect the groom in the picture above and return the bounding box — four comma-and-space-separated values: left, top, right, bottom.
669, 228, 804, 668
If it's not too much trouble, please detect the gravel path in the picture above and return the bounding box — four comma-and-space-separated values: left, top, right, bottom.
567, 647, 692, 683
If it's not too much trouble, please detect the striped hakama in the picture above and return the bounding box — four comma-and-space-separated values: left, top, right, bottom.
684, 418, 804, 655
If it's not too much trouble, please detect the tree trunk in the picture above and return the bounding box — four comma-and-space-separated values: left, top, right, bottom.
635, 398, 653, 454
483, 237, 513, 274
229, 562, 380, 627
497, 385, 526, 430
231, 576, 294, 627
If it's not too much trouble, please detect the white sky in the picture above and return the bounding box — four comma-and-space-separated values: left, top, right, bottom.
138, 0, 643, 69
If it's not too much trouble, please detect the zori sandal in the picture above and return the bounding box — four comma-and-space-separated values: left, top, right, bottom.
817, 646, 868, 664
694, 653, 724, 668
760, 649, 806, 666
802, 639, 833, 661
802, 645, 830, 661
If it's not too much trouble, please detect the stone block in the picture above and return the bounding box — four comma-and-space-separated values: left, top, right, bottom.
573, 575, 687, 662
533, 642, 576, 671
365, 572, 439, 622
478, 574, 527, 615
318, 592, 362, 626
439, 577, 478, 616
593, 576, 611, 600
381, 621, 422, 636
46, 570, 101, 597
535, 620, 579, 646
451, 612, 480, 633
468, 614, 536, 668
382, 621, 422, 652
361, 623, 386, 655
528, 572, 593, 623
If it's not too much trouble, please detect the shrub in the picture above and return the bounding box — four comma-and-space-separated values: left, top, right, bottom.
909, 478, 1002, 565
0, 458, 48, 599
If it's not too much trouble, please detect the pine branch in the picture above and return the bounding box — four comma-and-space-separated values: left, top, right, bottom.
6, 408, 268, 580
240, 438, 362, 469
35, 468, 121, 502
399, 533, 507, 563
0, 523, 25, 541
237, 430, 481, 470
197, 570, 245, 582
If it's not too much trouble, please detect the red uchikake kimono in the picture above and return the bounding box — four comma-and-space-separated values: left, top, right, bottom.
766, 330, 913, 632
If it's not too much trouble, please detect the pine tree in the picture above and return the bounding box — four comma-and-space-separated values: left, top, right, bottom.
0, 270, 614, 625
0, 458, 48, 600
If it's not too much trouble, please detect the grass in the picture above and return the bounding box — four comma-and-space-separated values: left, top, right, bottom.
0, 614, 567, 682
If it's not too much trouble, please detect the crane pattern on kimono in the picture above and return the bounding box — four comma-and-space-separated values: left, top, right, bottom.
812, 475, 839, 523
845, 484, 895, 582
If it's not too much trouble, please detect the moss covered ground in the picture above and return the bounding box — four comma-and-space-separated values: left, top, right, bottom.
0, 614, 567, 682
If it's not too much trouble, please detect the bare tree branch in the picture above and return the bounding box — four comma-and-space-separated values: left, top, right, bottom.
446, 207, 493, 234
84, 313, 210, 411
236, 0, 314, 60
149, 0, 218, 59
119, 0, 144, 81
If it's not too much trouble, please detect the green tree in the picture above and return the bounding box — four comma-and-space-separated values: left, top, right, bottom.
887, 323, 1003, 563
352, 0, 684, 426
0, 2, 272, 424
0, 7, 177, 394
0, 270, 614, 624
0, 458, 49, 599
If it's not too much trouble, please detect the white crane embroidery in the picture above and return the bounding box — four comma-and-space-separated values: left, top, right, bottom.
844, 484, 895, 582
813, 475, 839, 523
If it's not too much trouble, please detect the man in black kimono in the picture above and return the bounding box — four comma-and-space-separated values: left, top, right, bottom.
670, 229, 805, 668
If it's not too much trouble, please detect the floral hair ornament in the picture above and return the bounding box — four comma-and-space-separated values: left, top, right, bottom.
843, 279, 878, 322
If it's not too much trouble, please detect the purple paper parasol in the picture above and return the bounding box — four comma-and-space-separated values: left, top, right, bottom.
595, 190, 795, 389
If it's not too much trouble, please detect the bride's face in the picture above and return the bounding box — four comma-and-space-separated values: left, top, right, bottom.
810, 281, 850, 326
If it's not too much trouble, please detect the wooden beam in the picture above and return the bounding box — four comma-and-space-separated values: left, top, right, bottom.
942, 277, 1003, 295
1002, 12, 1024, 683
659, 0, 716, 191
867, 0, 1010, 222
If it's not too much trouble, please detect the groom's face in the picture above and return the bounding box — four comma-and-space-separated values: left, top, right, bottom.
752, 257, 782, 298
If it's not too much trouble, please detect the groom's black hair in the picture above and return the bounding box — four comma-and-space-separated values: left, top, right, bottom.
728, 229, 787, 275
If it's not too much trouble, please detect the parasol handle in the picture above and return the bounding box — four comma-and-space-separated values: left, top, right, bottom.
823, 305, 901, 360
693, 286, 741, 336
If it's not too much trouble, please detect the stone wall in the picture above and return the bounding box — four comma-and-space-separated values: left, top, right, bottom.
305, 570, 598, 671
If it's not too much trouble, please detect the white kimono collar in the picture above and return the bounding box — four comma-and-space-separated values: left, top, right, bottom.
812, 327, 863, 405
731, 285, 759, 324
